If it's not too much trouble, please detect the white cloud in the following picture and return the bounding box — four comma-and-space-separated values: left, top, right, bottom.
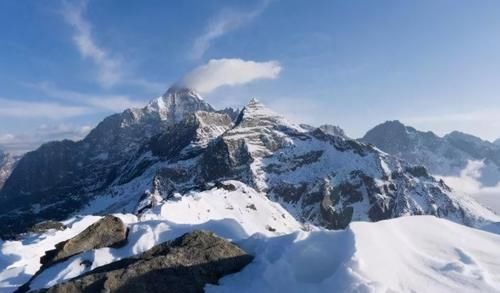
438, 160, 500, 214
60, 1, 166, 93
61, 0, 122, 87
190, 1, 270, 59
179, 58, 282, 94
0, 98, 89, 119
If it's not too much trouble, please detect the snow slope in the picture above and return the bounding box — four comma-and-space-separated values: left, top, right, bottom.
0, 182, 303, 291
1, 183, 499, 292
213, 216, 500, 293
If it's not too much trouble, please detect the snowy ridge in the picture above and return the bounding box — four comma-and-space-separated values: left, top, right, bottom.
1, 183, 498, 292
213, 216, 500, 293
0, 183, 303, 290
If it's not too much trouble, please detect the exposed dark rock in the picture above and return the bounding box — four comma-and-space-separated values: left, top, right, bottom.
405, 166, 430, 178
41, 230, 252, 293
40, 216, 127, 268
29, 221, 66, 234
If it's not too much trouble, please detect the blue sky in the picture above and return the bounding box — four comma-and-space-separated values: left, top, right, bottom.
1, 0, 500, 153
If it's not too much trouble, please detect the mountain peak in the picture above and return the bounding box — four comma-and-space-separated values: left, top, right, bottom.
164, 86, 204, 100
146, 86, 213, 122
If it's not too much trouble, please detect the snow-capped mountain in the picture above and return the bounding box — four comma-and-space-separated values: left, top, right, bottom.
0, 87, 219, 237
361, 120, 500, 186
0, 90, 497, 238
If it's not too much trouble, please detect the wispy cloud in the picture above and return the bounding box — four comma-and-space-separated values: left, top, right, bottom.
61, 0, 122, 87
0, 124, 93, 154
25, 82, 146, 112
190, 1, 270, 60
179, 58, 282, 94
0, 98, 89, 119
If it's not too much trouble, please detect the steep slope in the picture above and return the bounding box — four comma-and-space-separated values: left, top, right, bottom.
0, 87, 216, 237
362, 120, 500, 186
0, 150, 19, 191
199, 101, 498, 229
0, 183, 301, 291
214, 216, 500, 293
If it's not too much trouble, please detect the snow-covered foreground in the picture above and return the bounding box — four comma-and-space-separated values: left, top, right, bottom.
213, 216, 500, 293
1, 182, 500, 292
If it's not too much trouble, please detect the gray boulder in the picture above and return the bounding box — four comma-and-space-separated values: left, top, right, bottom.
42, 230, 253, 293
29, 220, 66, 234
40, 216, 127, 267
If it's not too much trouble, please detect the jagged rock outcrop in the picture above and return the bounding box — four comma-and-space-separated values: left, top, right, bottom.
361, 120, 500, 186
194, 101, 494, 229
40, 230, 252, 293
318, 124, 348, 138
40, 216, 127, 267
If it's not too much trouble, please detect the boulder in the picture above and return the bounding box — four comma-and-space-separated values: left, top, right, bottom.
43, 230, 253, 293
29, 221, 66, 234
40, 216, 127, 267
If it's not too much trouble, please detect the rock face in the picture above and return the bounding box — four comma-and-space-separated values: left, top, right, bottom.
361, 121, 500, 186
0, 149, 19, 191
40, 216, 127, 267
43, 230, 253, 293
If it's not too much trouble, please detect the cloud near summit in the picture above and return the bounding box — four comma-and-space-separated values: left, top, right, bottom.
179, 58, 282, 94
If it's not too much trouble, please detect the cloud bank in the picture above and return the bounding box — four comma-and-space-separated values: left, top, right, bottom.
438, 160, 500, 214
0, 98, 89, 119
179, 58, 282, 94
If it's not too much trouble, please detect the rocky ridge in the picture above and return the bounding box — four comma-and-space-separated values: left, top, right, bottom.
0, 89, 497, 238
361, 120, 500, 186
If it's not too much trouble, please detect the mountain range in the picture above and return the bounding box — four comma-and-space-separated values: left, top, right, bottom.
0, 87, 497, 238
361, 120, 500, 186
0, 86, 499, 292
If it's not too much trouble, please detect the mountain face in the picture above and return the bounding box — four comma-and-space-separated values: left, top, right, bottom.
494, 138, 500, 146
0, 93, 496, 238
0, 87, 218, 237
0, 150, 19, 191
361, 120, 500, 186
